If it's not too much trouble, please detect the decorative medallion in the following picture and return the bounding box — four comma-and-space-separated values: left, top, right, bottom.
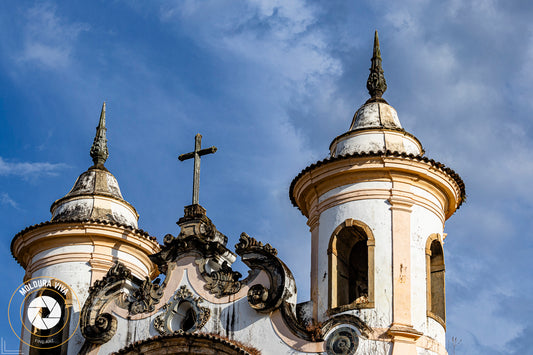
153, 285, 210, 335
325, 326, 359, 355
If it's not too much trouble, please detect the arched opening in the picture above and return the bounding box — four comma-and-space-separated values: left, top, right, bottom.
426, 235, 445, 325
115, 333, 256, 355
348, 239, 368, 303
171, 301, 197, 332
329, 219, 374, 312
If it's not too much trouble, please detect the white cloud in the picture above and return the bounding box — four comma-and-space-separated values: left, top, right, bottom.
0, 157, 67, 178
0, 193, 20, 210
17, 2, 88, 69
449, 287, 523, 352
159, 0, 341, 92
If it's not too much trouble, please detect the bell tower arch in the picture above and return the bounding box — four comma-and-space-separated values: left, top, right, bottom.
328, 219, 375, 312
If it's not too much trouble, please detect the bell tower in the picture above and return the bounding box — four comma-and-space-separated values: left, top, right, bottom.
11, 103, 160, 354
290, 32, 465, 354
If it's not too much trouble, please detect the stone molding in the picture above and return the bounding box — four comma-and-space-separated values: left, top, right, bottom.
112, 332, 257, 355
290, 153, 464, 221
11, 221, 160, 279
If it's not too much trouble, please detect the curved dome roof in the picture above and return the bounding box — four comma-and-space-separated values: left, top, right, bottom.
330, 32, 423, 158
350, 101, 402, 130
50, 167, 138, 228
330, 100, 423, 157
50, 103, 139, 228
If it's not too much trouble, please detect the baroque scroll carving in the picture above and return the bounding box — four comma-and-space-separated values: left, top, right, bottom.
80, 261, 165, 349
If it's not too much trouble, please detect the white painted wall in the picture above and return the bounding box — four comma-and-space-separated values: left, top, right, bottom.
318, 198, 393, 326
312, 180, 448, 352
24, 262, 92, 355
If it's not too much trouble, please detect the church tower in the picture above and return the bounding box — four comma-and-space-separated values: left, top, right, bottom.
290, 31, 465, 354
11, 103, 160, 354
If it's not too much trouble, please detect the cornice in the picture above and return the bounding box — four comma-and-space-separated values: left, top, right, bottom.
11, 218, 159, 268
290, 150, 465, 216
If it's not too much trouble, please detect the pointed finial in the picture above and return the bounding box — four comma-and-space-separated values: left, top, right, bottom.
90, 102, 109, 168
366, 30, 387, 100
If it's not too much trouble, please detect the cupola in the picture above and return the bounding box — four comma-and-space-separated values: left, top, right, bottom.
329, 31, 423, 157
50, 102, 139, 228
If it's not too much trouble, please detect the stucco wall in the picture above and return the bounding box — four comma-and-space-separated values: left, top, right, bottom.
318, 197, 393, 326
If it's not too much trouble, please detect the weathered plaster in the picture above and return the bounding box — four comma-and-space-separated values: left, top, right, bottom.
333, 130, 422, 157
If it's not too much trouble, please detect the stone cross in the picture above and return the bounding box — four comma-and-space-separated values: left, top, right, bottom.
178, 134, 217, 205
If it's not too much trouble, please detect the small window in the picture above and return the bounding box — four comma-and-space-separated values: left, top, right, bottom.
171, 301, 196, 332
329, 220, 374, 312
426, 236, 445, 325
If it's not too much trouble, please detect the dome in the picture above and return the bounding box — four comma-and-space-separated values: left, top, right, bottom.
330, 101, 423, 157
330, 31, 423, 158
50, 102, 139, 228
350, 101, 402, 130
50, 167, 139, 228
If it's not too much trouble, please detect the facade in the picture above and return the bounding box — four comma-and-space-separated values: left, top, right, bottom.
11, 32, 464, 355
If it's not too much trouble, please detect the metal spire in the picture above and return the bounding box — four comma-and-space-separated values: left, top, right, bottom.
366, 30, 387, 100
90, 102, 109, 168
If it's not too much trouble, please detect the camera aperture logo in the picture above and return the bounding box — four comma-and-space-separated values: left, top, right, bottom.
27, 296, 61, 330
8, 276, 80, 350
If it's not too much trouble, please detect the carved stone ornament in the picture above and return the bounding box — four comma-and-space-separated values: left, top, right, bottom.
196, 259, 243, 298
153, 285, 210, 335
325, 326, 359, 355
130, 276, 165, 315
234, 232, 319, 341
150, 204, 235, 275
150, 204, 246, 299
148, 208, 373, 346
80, 262, 131, 346
235, 232, 277, 256
235, 232, 287, 315
80, 262, 166, 353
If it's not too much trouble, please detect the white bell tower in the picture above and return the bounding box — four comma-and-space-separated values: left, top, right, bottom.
11, 103, 160, 354
290, 31, 464, 354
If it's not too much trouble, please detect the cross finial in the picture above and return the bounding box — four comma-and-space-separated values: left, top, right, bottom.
366, 30, 387, 101
90, 102, 109, 168
178, 134, 217, 205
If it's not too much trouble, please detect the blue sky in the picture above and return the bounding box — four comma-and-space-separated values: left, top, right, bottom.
1, 1, 532, 354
